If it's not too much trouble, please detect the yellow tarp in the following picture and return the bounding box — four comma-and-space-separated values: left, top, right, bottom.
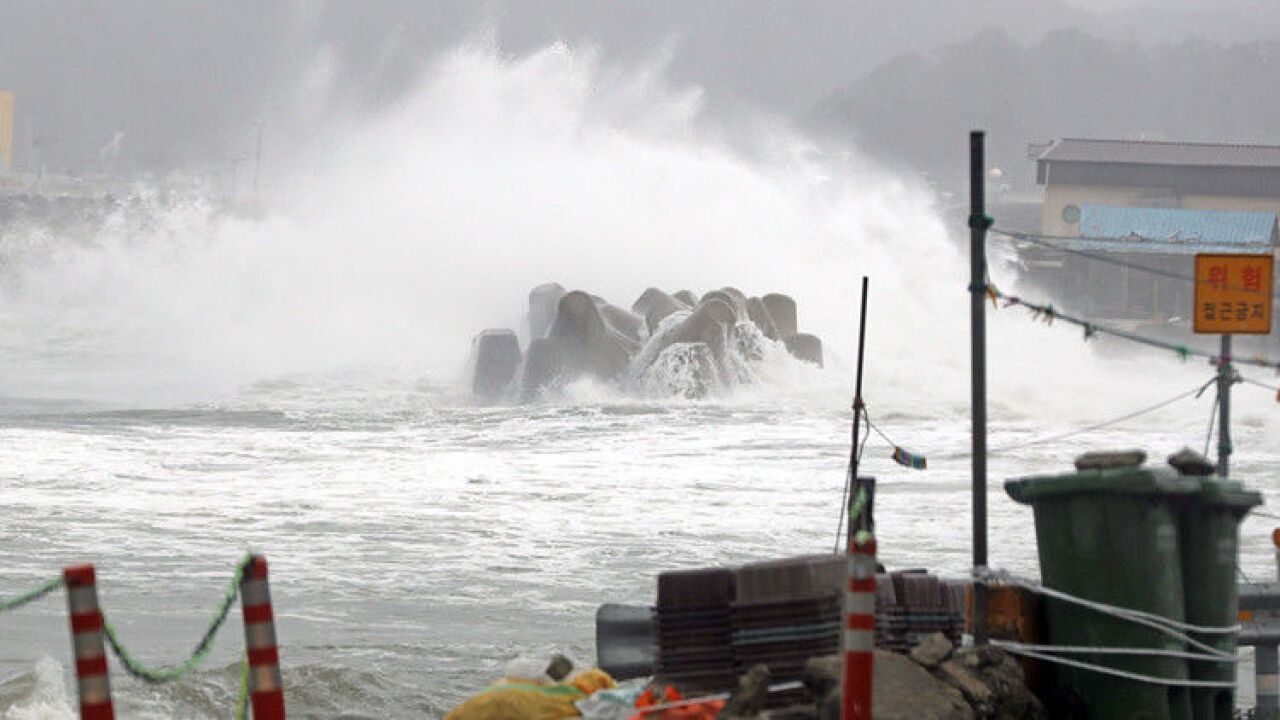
446, 669, 616, 720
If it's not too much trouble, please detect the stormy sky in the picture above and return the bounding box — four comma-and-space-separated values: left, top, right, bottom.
2, 0, 1278, 191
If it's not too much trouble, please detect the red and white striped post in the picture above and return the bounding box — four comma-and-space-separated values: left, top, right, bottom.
240, 555, 286, 719
843, 537, 876, 720
64, 564, 115, 720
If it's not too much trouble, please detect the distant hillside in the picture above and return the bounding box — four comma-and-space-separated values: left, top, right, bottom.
808, 27, 1280, 195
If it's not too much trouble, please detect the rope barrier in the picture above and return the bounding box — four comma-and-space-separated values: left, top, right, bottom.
985, 284, 1280, 372
102, 554, 254, 684
0, 576, 63, 613
994, 640, 1234, 663
235, 654, 251, 720
991, 641, 1238, 690
1241, 374, 1280, 394
977, 569, 1238, 658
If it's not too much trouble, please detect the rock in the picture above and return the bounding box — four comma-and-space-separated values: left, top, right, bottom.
720, 664, 771, 718
803, 655, 840, 711
978, 653, 1046, 720
1167, 447, 1215, 476
1073, 450, 1145, 471
910, 632, 954, 669
938, 659, 996, 708
953, 646, 1005, 670
544, 653, 573, 681
806, 653, 973, 720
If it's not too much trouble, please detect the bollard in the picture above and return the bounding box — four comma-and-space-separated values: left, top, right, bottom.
64, 565, 114, 720
240, 555, 286, 719
843, 538, 876, 720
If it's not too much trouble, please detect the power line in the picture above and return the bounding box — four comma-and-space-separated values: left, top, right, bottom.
931, 378, 1215, 462
994, 377, 1216, 454
990, 227, 1279, 299
1240, 374, 1280, 394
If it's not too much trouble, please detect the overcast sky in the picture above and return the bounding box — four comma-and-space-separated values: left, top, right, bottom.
1, 0, 1277, 177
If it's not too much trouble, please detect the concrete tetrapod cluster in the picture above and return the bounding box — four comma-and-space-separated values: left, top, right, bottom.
467, 284, 824, 402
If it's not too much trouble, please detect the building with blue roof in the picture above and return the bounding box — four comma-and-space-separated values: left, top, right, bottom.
1022, 139, 1279, 329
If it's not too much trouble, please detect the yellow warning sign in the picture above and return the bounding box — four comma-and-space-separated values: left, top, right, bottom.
0, 91, 13, 168
1193, 253, 1274, 334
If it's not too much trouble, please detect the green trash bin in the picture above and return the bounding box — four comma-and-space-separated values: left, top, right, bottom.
1006, 462, 1200, 720
1174, 476, 1261, 720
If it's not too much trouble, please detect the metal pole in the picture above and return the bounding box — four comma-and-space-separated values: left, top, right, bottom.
842, 277, 874, 720
1217, 334, 1232, 477
969, 131, 990, 645
850, 277, 869, 497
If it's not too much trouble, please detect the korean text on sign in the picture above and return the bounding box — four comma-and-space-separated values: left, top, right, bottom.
1193, 253, 1274, 335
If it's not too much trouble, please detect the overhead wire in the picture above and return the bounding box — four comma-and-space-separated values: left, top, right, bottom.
991, 227, 1280, 299
985, 284, 1280, 372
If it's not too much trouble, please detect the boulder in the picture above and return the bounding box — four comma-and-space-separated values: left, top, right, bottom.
545, 654, 573, 682
910, 632, 954, 670
805, 653, 973, 720
938, 659, 995, 709
720, 664, 770, 718
948, 647, 1047, 720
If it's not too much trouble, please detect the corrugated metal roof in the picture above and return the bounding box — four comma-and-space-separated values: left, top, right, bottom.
1039, 138, 1280, 168
1074, 204, 1276, 255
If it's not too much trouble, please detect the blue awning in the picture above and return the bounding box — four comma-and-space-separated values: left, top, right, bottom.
1071, 205, 1277, 254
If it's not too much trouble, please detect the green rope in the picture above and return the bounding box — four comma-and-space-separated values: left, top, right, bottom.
103, 554, 254, 685
235, 653, 250, 720
0, 576, 63, 613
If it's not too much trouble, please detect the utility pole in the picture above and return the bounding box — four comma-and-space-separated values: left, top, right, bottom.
1217, 335, 1232, 477
969, 131, 990, 645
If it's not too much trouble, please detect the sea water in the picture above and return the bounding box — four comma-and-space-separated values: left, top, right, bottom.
0, 43, 1276, 717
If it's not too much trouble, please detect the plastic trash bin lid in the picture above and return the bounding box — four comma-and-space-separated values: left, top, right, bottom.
1186, 478, 1263, 510
1005, 466, 1201, 505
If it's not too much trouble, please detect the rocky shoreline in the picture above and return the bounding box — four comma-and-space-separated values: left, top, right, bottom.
718, 633, 1045, 720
